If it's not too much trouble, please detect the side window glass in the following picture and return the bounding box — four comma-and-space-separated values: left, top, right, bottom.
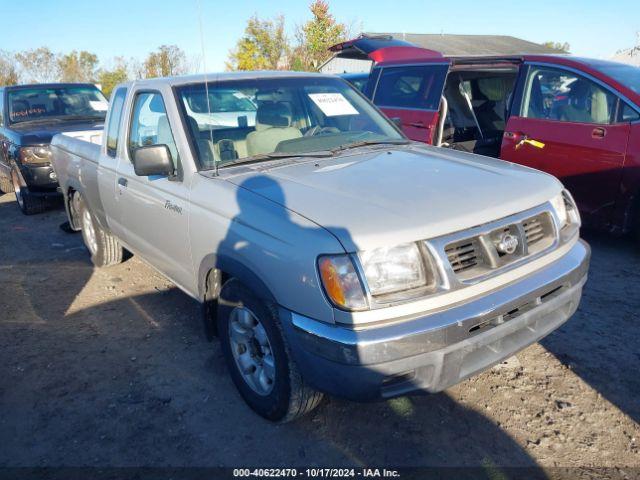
374, 65, 447, 110
0, 93, 4, 126
129, 92, 179, 168
106, 88, 127, 157
620, 103, 640, 122
522, 67, 617, 125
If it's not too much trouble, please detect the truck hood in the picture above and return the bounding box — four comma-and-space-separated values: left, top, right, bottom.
10, 120, 104, 145
221, 145, 562, 252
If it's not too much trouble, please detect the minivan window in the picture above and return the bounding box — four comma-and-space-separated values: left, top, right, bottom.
106, 88, 127, 157
129, 92, 179, 169
522, 67, 618, 125
7, 85, 108, 124
620, 103, 640, 122
374, 65, 448, 110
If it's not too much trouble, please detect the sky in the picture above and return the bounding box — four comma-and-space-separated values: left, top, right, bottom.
3, 0, 639, 72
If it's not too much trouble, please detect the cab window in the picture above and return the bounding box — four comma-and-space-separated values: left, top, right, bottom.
522, 67, 618, 125
129, 92, 179, 169
106, 88, 127, 157
374, 65, 447, 110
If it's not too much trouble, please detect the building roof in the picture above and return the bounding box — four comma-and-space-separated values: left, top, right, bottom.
366, 33, 564, 56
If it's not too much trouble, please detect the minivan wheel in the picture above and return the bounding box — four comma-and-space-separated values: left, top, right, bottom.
217, 279, 323, 422
12, 170, 45, 215
77, 194, 123, 267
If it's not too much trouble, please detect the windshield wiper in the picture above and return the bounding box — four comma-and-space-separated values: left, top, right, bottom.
331, 138, 411, 154
218, 150, 334, 168
56, 115, 105, 122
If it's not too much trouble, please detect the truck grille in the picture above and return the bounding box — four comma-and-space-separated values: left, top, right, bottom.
442, 211, 555, 282
446, 240, 479, 274
523, 217, 544, 245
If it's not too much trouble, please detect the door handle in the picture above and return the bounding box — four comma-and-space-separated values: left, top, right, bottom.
408, 121, 427, 128
592, 127, 606, 139
510, 132, 545, 150
117, 177, 128, 188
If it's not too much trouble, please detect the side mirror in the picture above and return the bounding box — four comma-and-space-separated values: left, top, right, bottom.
132, 145, 174, 177
390, 117, 403, 129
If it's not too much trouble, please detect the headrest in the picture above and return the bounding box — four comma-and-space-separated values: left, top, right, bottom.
256, 102, 292, 130
149, 94, 166, 113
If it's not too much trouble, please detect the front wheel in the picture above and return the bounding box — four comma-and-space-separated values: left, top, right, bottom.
77, 194, 123, 267
217, 279, 323, 422
12, 169, 46, 215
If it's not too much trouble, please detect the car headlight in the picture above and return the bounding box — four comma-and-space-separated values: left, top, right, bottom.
19, 146, 52, 165
318, 255, 368, 310
359, 242, 427, 296
550, 191, 568, 228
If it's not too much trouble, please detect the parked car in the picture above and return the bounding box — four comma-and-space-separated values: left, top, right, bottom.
329, 35, 640, 235
0, 83, 107, 214
50, 71, 589, 422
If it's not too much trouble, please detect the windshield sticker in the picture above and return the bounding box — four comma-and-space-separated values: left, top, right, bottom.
89, 100, 109, 112
308, 93, 358, 116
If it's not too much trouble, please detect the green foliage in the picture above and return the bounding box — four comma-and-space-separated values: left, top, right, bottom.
542, 41, 571, 53
292, 0, 348, 71
226, 15, 289, 71
143, 45, 187, 78
57, 50, 99, 82
97, 58, 130, 97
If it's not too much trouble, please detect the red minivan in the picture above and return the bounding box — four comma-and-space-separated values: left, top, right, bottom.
330, 36, 640, 235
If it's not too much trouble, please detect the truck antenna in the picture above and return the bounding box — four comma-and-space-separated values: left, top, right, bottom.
197, 0, 218, 176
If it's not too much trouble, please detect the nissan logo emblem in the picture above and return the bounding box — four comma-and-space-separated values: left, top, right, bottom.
497, 232, 519, 255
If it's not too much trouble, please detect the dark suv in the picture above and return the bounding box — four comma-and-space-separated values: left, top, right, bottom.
0, 83, 107, 214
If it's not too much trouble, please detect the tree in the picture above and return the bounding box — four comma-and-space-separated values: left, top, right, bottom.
142, 45, 187, 78
542, 41, 571, 53
291, 1, 348, 71
226, 15, 289, 71
97, 57, 130, 97
57, 50, 98, 82
0, 51, 18, 86
15, 47, 57, 83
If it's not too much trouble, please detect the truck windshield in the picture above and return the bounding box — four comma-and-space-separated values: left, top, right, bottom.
7, 86, 108, 124
176, 76, 404, 169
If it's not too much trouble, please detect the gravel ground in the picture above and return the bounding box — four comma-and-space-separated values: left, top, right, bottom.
0, 192, 638, 475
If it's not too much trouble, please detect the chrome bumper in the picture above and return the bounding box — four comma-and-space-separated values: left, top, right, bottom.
283, 240, 589, 400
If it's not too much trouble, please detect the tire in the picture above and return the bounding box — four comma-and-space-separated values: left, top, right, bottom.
77, 194, 123, 267
12, 169, 46, 215
217, 279, 323, 422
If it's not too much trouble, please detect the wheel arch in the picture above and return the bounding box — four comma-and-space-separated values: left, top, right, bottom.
198, 253, 278, 339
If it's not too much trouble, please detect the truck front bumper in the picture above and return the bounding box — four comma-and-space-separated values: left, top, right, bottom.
280, 240, 590, 401
17, 163, 59, 193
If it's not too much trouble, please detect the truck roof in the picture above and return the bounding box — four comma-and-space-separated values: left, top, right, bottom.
1, 82, 99, 91
118, 70, 337, 89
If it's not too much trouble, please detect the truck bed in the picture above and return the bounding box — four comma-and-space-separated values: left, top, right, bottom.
50, 132, 106, 230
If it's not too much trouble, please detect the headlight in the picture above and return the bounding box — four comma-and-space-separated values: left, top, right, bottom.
19, 146, 52, 165
550, 191, 568, 228
359, 242, 427, 296
318, 255, 368, 310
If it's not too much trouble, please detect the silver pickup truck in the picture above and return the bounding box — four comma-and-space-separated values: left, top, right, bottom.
50, 71, 590, 422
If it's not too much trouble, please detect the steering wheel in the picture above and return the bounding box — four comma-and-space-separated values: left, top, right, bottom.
304, 126, 340, 137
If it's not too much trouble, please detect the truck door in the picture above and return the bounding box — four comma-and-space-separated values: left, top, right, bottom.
98, 87, 128, 238
116, 89, 195, 292
501, 64, 629, 226
370, 63, 449, 144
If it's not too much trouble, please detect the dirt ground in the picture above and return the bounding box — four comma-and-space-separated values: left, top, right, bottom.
0, 192, 638, 475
